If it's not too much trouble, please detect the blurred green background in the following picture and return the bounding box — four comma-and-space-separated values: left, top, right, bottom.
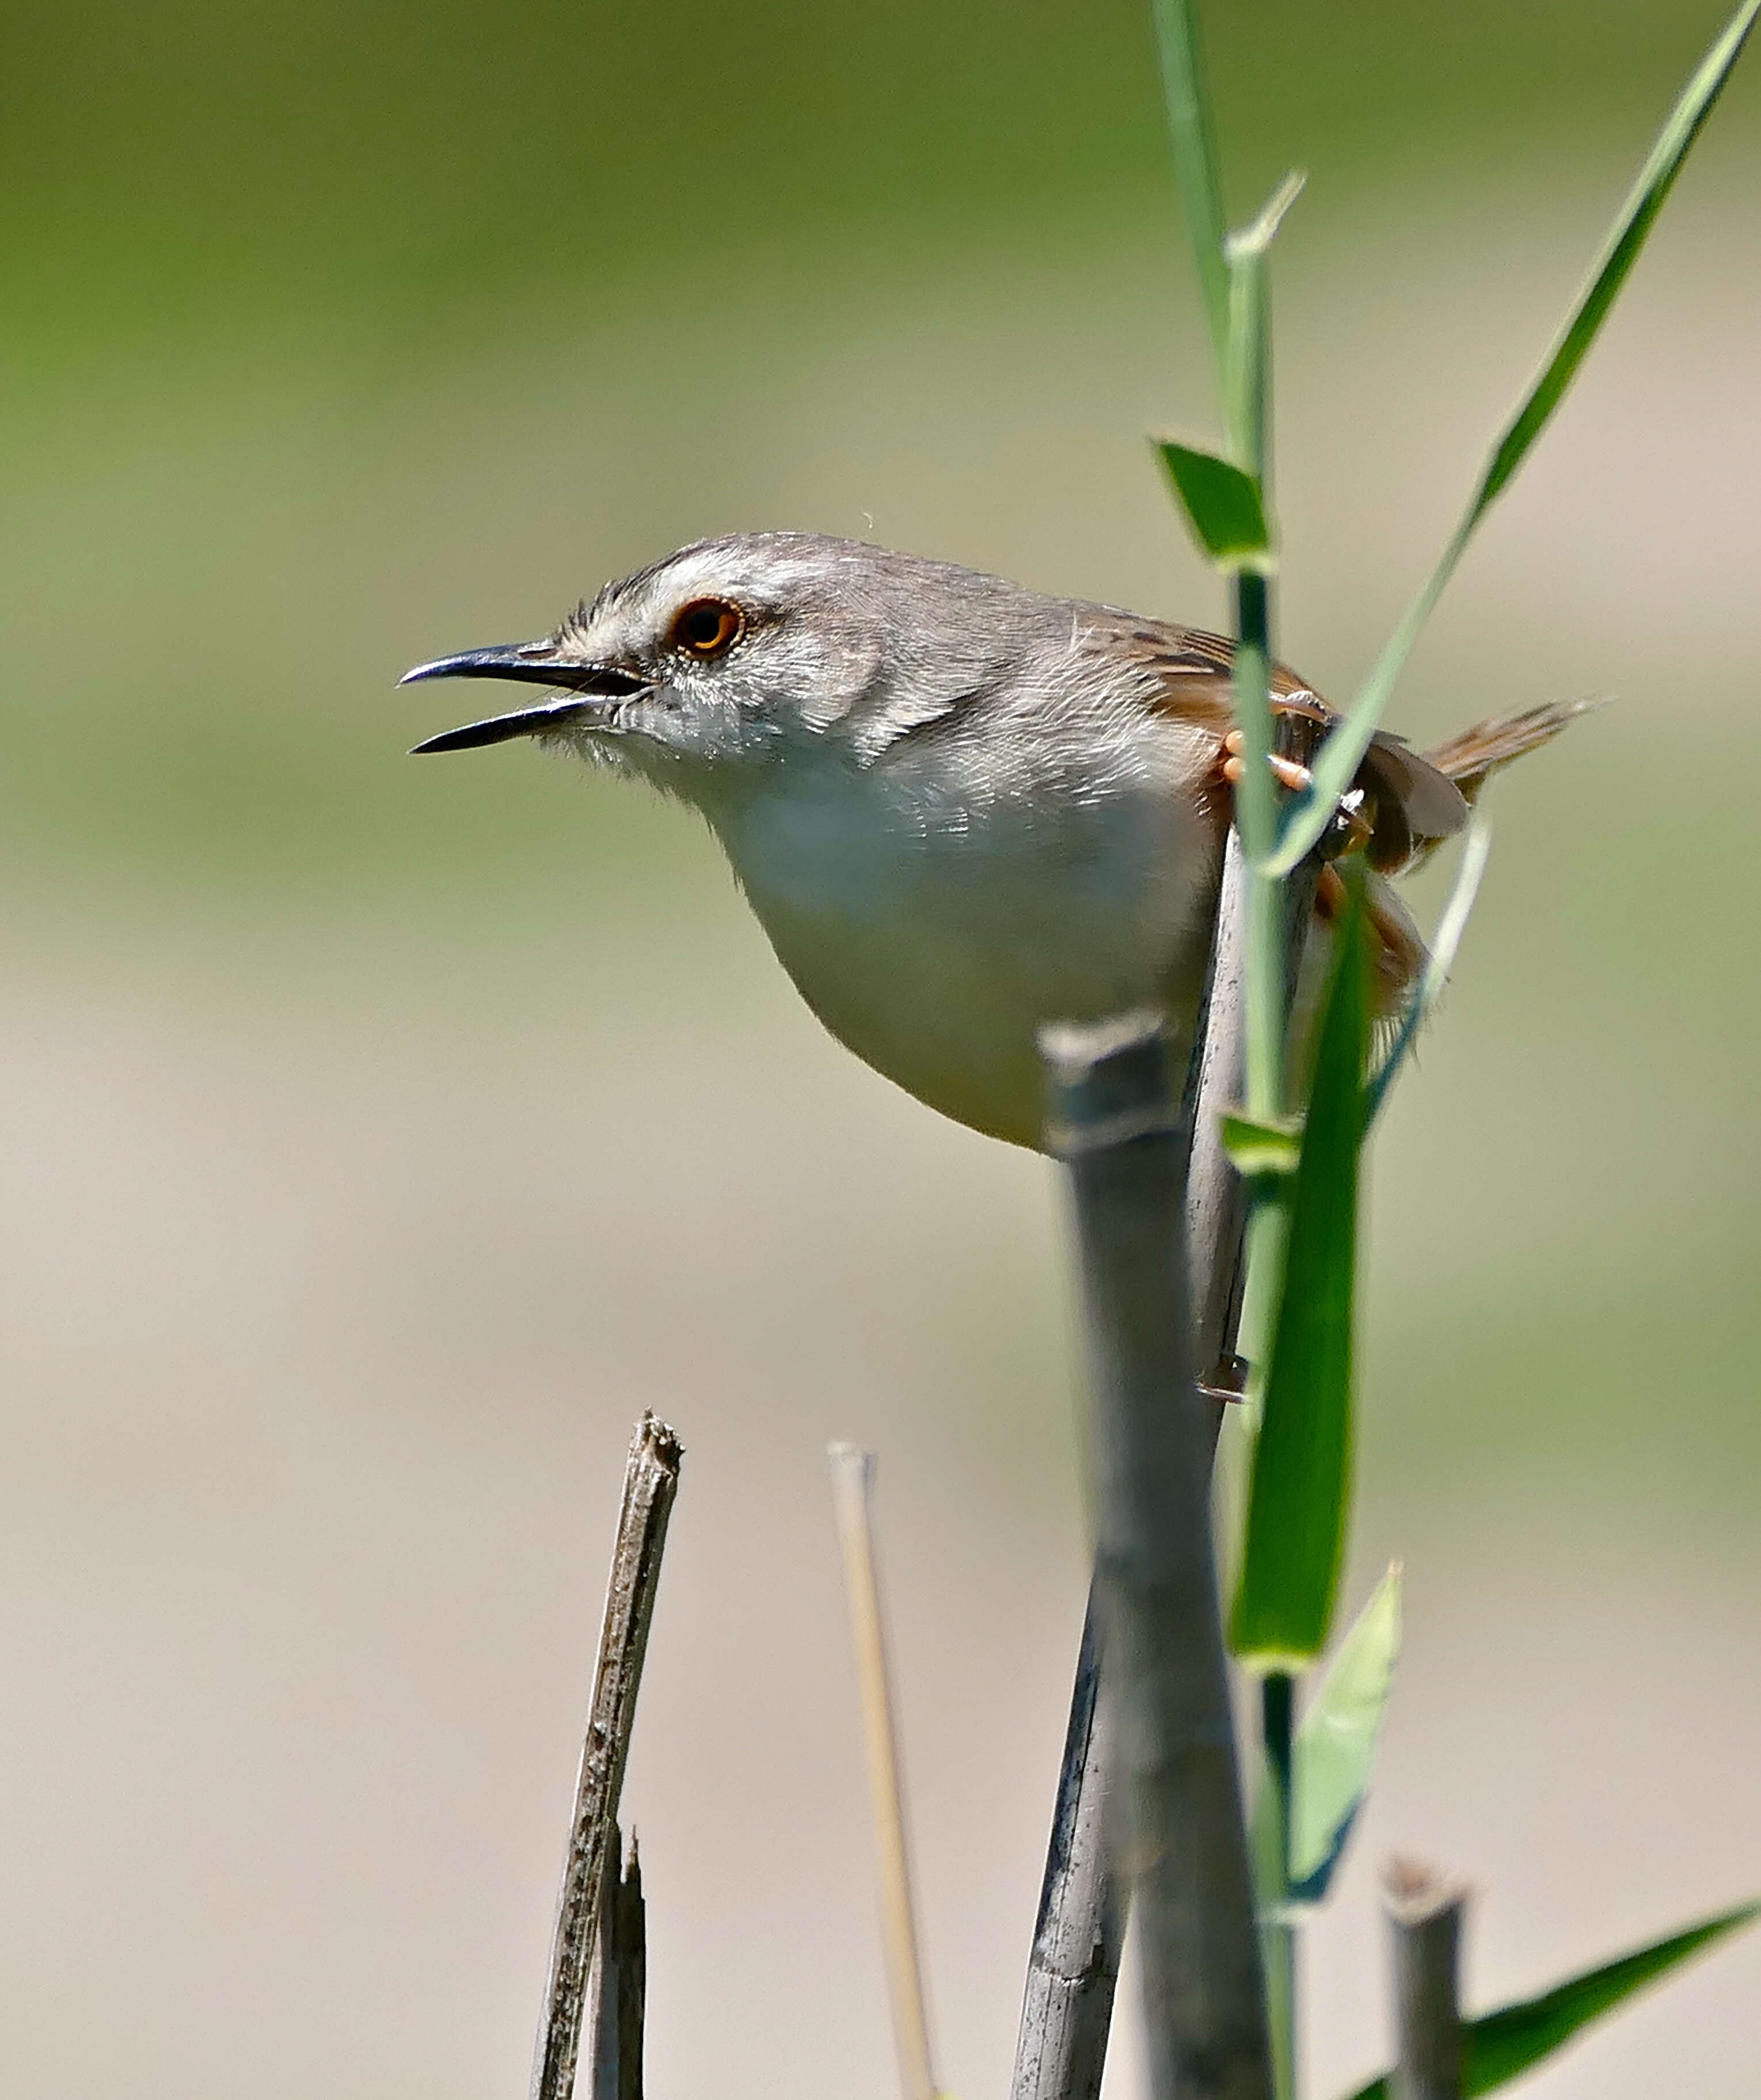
3, 1, 1758, 2094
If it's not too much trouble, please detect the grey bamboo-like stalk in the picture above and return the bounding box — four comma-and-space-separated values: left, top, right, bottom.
1008, 1583, 1123, 2100
828, 1443, 941, 2100
1010, 831, 1251, 2100
1011, 714, 1330, 2100
1384, 1859, 1467, 2100
1040, 1010, 1273, 2100
531, 1414, 682, 2100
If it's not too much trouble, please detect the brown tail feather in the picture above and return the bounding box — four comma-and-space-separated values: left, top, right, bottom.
1422, 697, 1604, 805
1309, 696, 1599, 1018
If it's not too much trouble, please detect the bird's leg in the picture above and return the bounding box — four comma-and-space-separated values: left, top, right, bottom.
1219, 727, 1312, 793
1219, 731, 1377, 858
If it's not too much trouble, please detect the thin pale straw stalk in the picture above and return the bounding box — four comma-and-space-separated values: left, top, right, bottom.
828, 1444, 942, 2100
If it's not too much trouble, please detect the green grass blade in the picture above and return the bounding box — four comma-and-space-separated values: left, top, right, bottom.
1288, 1565, 1401, 1896
1265, 0, 1760, 877
1229, 868, 1369, 1668
1150, 0, 1230, 377
1364, 804, 1494, 1125
1247, 1566, 1401, 1907
1473, 0, 1760, 518
1338, 1899, 1761, 2100
1154, 439, 1271, 566
1262, 552, 1458, 877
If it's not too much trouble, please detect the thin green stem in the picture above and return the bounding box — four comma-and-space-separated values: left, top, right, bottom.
1149, 0, 1230, 378
1263, 520, 1466, 876
1230, 572, 1281, 1125
1261, 1673, 1294, 1882
1224, 173, 1303, 480
1221, 168, 1288, 1135
1226, 238, 1268, 480
1243, 870, 1283, 1124
1261, 1673, 1297, 2100
1263, 1919, 1296, 2100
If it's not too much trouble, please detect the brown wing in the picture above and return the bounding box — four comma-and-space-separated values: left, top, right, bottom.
1125, 618, 1469, 872
1109, 615, 1455, 1011
1118, 617, 1597, 1014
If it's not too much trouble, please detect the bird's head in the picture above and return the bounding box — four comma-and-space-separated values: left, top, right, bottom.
401, 531, 1066, 807
398, 529, 1074, 806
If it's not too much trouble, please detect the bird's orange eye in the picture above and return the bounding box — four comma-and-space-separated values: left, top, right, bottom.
669, 596, 746, 660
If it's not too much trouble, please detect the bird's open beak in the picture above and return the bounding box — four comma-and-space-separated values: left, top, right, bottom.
399, 642, 649, 754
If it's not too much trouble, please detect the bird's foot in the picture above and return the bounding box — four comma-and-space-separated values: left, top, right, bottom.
1219, 728, 1313, 792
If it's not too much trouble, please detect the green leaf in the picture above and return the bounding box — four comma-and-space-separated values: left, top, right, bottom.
1154, 439, 1271, 568
1364, 804, 1494, 1125
1264, 0, 1760, 876
1338, 1899, 1761, 2100
1220, 1110, 1301, 1178
1230, 868, 1369, 1667
1249, 1569, 1401, 1910
1150, 0, 1229, 378
1288, 1565, 1402, 1896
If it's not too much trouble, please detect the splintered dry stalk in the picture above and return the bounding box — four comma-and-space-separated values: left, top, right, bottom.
1040, 1011, 1272, 2100
530, 1414, 682, 2100
828, 1444, 942, 2100
1383, 1859, 1468, 2100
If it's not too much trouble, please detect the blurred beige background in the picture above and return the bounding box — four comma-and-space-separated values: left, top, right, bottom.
3, 0, 1759, 2093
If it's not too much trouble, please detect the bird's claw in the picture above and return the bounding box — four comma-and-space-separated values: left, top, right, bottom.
1220, 730, 1377, 860
1220, 728, 1313, 793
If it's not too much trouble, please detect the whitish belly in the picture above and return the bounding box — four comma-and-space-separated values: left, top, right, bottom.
715, 776, 1218, 1148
